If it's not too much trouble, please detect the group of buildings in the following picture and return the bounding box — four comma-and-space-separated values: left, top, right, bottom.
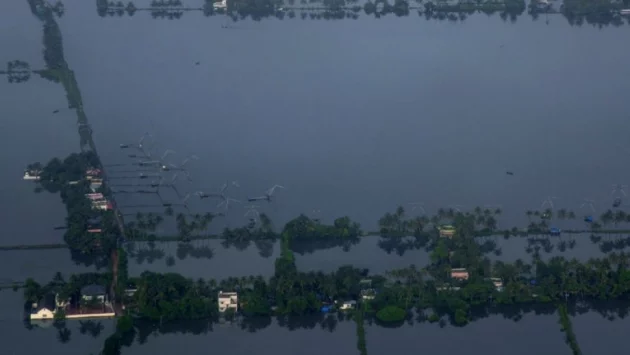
217, 280, 379, 316
84, 169, 113, 211
30, 284, 115, 323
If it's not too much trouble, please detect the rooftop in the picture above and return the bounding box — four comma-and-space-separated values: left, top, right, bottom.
81, 284, 106, 296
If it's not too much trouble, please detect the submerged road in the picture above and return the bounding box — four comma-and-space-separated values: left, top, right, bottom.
27, 0, 127, 304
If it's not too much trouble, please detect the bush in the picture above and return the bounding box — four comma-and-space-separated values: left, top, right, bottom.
375, 305, 406, 323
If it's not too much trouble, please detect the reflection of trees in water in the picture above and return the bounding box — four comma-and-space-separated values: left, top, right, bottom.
126, 239, 220, 264
291, 238, 360, 255
127, 241, 166, 264
254, 239, 275, 258
100, 300, 630, 352
79, 320, 105, 337
176, 241, 215, 260
2, 60, 31, 83
595, 234, 630, 253
93, 0, 630, 26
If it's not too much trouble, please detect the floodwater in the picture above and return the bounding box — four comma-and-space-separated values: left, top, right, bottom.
127, 235, 431, 279
0, 249, 95, 283
367, 313, 571, 355
55, 0, 630, 232
123, 317, 357, 355
127, 239, 280, 279
295, 235, 431, 273
2, 0, 630, 353
482, 232, 622, 263
572, 309, 630, 355
0, 290, 114, 355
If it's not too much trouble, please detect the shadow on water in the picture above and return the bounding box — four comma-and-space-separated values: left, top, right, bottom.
124, 317, 357, 355
367, 310, 572, 355
572, 301, 630, 355
296, 236, 431, 274
0, 291, 114, 355
127, 239, 280, 280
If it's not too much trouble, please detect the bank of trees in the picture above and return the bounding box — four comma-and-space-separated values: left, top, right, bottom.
32, 152, 117, 268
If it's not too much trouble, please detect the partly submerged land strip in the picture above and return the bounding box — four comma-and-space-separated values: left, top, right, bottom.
0, 243, 67, 251
558, 304, 582, 355
28, 0, 128, 304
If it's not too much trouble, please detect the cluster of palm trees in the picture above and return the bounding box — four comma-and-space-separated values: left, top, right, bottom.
378, 206, 500, 240
525, 207, 630, 232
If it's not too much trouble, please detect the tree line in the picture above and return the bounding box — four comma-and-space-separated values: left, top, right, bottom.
91, 0, 630, 27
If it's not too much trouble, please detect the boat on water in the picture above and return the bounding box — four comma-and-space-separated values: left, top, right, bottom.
23, 170, 41, 181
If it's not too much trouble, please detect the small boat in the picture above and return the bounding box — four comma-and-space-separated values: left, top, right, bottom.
506, 171, 514, 176
23, 170, 41, 181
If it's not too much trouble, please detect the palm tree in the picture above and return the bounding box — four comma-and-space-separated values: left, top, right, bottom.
558, 209, 567, 220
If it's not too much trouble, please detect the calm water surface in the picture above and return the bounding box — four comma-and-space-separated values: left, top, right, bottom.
367, 313, 571, 355
54, 0, 630, 232
123, 318, 356, 355
0, 291, 113, 355
2, 0, 630, 353
127, 239, 279, 279
572, 310, 630, 355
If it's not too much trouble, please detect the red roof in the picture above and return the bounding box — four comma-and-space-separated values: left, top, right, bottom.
86, 169, 102, 176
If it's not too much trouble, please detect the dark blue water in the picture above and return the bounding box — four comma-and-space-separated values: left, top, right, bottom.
2, 0, 630, 353
55, 0, 630, 232
367, 312, 570, 355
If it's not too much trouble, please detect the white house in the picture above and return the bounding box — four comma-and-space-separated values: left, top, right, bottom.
338, 300, 357, 310
360, 289, 376, 301
213, 0, 227, 9
218, 291, 238, 313
489, 277, 504, 291
30, 306, 55, 320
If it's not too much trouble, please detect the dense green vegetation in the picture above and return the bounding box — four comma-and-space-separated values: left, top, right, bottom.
33, 153, 118, 268
23, 272, 111, 307
375, 305, 406, 323
558, 304, 582, 355
354, 308, 368, 355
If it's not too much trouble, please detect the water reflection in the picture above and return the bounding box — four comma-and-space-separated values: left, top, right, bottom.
127, 239, 279, 279
296, 236, 431, 273
367, 311, 571, 355
124, 317, 357, 355
92, 0, 630, 27
0, 289, 113, 354
572, 303, 630, 355
0, 249, 95, 283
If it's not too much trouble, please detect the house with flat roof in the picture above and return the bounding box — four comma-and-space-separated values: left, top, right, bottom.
338, 300, 357, 310
438, 225, 456, 238
218, 291, 238, 313
450, 268, 469, 281
488, 277, 504, 291
81, 284, 107, 303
